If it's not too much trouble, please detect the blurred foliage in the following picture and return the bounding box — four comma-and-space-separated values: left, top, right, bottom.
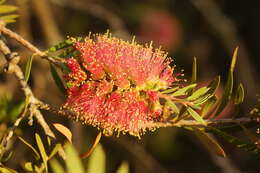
0, 0, 259, 173
0, 0, 18, 24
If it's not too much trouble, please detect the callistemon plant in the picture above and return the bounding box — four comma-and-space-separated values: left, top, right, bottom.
59, 33, 220, 137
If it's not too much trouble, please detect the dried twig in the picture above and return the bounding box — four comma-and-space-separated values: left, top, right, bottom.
0, 23, 65, 64
0, 24, 57, 157
0, 39, 55, 138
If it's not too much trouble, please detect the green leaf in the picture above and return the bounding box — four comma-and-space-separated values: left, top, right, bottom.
0, 5, 17, 14
116, 161, 129, 173
187, 107, 206, 125
87, 144, 106, 173
50, 64, 66, 94
49, 144, 62, 159
161, 86, 179, 94
171, 84, 197, 97
35, 133, 48, 173
215, 47, 238, 116
209, 127, 260, 153
65, 143, 84, 173
207, 76, 220, 95
1, 151, 12, 162
215, 71, 233, 116
191, 56, 197, 84
0, 18, 16, 24
59, 47, 80, 58
47, 136, 52, 147
0, 167, 18, 173
24, 55, 34, 82
24, 162, 33, 171
192, 127, 226, 157
201, 96, 217, 117
234, 83, 244, 105
165, 99, 180, 114
187, 87, 210, 101
47, 37, 82, 53
18, 136, 40, 160
230, 47, 238, 73
0, 14, 18, 20
193, 94, 212, 106
50, 159, 65, 173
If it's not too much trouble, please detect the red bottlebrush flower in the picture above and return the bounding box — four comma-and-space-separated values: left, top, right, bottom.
63, 33, 181, 137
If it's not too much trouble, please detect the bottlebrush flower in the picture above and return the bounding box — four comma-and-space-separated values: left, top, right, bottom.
62, 33, 181, 137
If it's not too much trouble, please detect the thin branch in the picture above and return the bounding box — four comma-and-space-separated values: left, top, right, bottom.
0, 22, 65, 64
0, 31, 56, 145
37, 101, 259, 129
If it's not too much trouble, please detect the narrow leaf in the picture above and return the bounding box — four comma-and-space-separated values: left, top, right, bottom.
50, 64, 66, 94
0, 14, 19, 20
0, 5, 17, 14
187, 87, 210, 101
191, 56, 197, 83
161, 86, 179, 94
24, 162, 33, 171
215, 70, 233, 116
50, 159, 65, 173
201, 96, 217, 117
209, 127, 260, 153
215, 48, 238, 115
193, 93, 212, 106
35, 133, 48, 173
18, 136, 40, 160
165, 99, 180, 114
59, 47, 79, 58
24, 55, 34, 82
53, 123, 72, 143
47, 37, 82, 52
1, 18, 16, 24
80, 132, 102, 159
230, 47, 238, 73
234, 83, 244, 105
187, 107, 206, 125
49, 144, 62, 159
1, 151, 12, 162
86, 144, 106, 173
0, 167, 18, 173
65, 143, 84, 173
192, 127, 226, 157
207, 76, 220, 95
171, 84, 197, 97
116, 161, 129, 173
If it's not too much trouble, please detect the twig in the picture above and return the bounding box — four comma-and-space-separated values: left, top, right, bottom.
0, 22, 65, 64
0, 103, 28, 151
152, 117, 259, 128
37, 101, 259, 129
0, 33, 56, 143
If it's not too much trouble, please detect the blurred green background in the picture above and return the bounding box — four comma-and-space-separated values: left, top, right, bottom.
0, 0, 259, 172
